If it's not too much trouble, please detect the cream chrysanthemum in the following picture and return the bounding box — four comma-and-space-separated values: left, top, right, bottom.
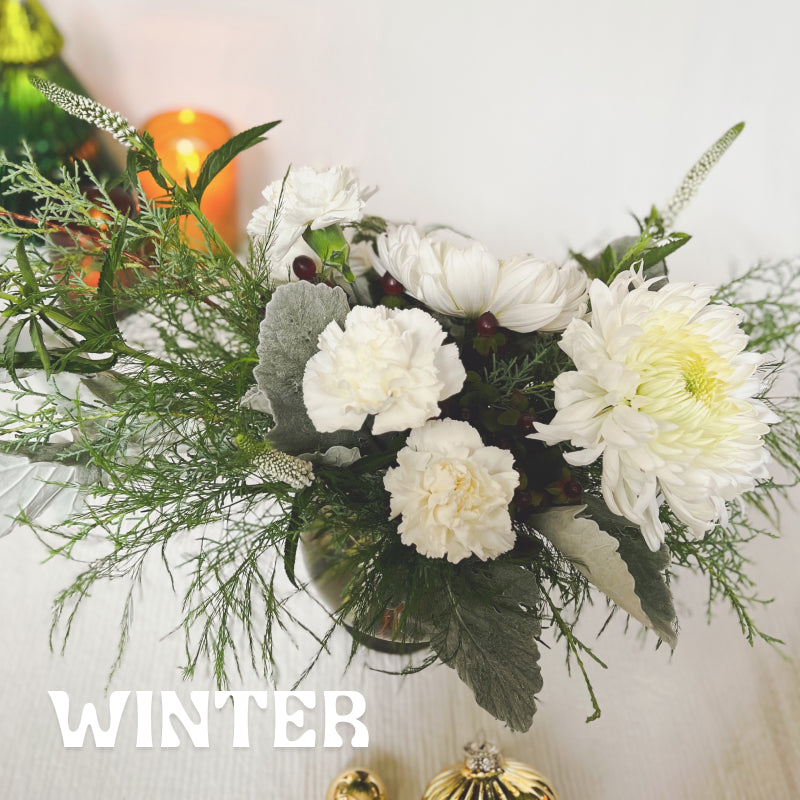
384, 419, 519, 563
372, 225, 588, 332
533, 270, 776, 550
303, 306, 465, 435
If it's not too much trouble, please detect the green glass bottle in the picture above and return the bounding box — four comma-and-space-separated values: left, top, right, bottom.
0, 0, 122, 214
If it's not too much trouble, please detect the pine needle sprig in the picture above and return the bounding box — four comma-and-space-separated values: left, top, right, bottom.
667, 508, 782, 647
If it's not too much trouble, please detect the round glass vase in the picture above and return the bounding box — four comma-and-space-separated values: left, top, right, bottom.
299, 520, 428, 655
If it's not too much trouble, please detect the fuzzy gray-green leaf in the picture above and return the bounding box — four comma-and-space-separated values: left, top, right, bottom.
253, 281, 357, 454
535, 501, 677, 648
425, 562, 543, 732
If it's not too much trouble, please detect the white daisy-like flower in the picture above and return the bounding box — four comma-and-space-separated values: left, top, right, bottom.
532, 270, 777, 550
490, 256, 590, 333
384, 419, 519, 563
372, 224, 589, 332
373, 224, 499, 317
247, 165, 368, 262
303, 306, 466, 435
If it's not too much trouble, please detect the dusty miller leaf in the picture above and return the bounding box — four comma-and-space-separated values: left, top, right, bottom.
252, 281, 359, 454
425, 561, 543, 732
533, 503, 677, 648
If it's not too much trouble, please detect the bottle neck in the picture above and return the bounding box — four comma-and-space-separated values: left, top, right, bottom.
0, 0, 63, 65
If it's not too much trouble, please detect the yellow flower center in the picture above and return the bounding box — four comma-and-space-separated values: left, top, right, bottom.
625, 316, 744, 449
681, 353, 720, 405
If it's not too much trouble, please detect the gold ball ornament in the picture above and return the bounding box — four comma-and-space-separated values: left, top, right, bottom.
422, 740, 559, 800
326, 767, 388, 800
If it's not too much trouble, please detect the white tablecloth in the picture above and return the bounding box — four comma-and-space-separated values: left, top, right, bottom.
2, 2, 800, 797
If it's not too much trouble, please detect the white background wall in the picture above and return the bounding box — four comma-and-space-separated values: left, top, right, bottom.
2, 1, 800, 798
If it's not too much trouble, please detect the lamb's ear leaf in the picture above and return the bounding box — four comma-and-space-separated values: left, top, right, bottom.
532, 503, 677, 648
252, 281, 361, 454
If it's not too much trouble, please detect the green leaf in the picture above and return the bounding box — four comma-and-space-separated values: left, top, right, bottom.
533, 502, 677, 647
283, 530, 301, 589
251, 281, 358, 454
2, 317, 26, 387
97, 217, 127, 334
28, 317, 51, 376
192, 121, 280, 201
639, 231, 691, 270
303, 225, 354, 281
14, 241, 37, 296
425, 561, 543, 732
497, 408, 521, 426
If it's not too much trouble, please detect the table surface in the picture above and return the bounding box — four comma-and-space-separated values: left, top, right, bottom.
2, 2, 800, 798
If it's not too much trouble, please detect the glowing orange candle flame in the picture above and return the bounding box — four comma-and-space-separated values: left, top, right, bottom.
138, 109, 238, 249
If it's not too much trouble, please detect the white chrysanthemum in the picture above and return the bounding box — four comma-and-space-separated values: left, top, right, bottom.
247, 165, 367, 261
384, 419, 519, 563
303, 306, 466, 435
372, 225, 589, 332
491, 256, 590, 332
373, 225, 499, 317
533, 270, 777, 550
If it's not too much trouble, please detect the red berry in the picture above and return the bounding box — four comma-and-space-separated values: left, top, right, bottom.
381, 272, 404, 295
516, 412, 538, 434
564, 479, 582, 500
292, 255, 317, 281
476, 312, 498, 337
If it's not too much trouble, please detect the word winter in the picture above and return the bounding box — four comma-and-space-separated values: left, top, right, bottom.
49, 690, 368, 749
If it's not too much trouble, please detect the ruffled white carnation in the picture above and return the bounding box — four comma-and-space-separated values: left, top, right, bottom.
384, 419, 519, 563
303, 306, 466, 435
533, 270, 777, 550
372, 225, 588, 332
247, 165, 367, 261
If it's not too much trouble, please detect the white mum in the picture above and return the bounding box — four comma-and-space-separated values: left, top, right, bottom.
247, 165, 367, 261
372, 224, 589, 332
533, 270, 777, 550
303, 306, 466, 435
384, 419, 519, 563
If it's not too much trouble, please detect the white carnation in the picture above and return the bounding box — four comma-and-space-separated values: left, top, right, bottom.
247, 165, 367, 262
303, 306, 466, 435
533, 270, 777, 550
384, 419, 519, 563
372, 224, 589, 332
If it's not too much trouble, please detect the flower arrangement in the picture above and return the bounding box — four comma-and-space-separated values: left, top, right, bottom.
1, 81, 798, 732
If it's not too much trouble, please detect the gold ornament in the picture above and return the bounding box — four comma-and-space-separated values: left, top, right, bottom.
422, 740, 558, 800
326, 767, 387, 800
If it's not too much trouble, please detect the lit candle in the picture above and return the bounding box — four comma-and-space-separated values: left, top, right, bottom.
138, 109, 238, 249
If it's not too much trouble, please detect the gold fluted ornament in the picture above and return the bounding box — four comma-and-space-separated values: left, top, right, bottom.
422, 740, 558, 800
326, 767, 387, 800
